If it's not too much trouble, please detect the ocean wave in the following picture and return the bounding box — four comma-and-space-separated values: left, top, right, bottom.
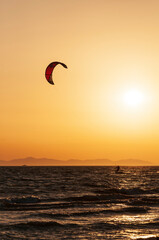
10, 221, 79, 229
105, 187, 159, 195
33, 212, 71, 219
122, 206, 149, 213
129, 196, 159, 206
73, 206, 149, 215
89, 220, 159, 231
134, 237, 159, 240
89, 222, 121, 230
0, 196, 42, 211
93, 187, 158, 196
0, 192, 152, 213
2, 218, 158, 231
0, 200, 86, 211
99, 206, 149, 215
33, 211, 100, 219
0, 196, 41, 205
122, 221, 159, 229
30, 206, 149, 221
63, 192, 134, 203
64, 195, 100, 202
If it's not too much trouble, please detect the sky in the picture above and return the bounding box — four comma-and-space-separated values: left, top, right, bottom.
1, 0, 159, 164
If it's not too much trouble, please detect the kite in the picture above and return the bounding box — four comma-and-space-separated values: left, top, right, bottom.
45, 61, 67, 85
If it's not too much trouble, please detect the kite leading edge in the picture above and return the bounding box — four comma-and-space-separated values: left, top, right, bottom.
45, 61, 67, 85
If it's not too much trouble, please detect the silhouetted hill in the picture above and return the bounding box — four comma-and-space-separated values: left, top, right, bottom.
0, 157, 154, 166
0, 157, 112, 166
115, 159, 152, 166
0, 157, 66, 166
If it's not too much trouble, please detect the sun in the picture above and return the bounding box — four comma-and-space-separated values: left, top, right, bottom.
123, 89, 145, 107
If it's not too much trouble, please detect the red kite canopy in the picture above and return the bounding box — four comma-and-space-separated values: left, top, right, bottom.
45, 61, 67, 85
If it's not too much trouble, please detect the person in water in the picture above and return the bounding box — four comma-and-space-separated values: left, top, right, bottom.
116, 166, 120, 173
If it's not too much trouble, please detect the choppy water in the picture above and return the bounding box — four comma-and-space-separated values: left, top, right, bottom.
0, 166, 159, 239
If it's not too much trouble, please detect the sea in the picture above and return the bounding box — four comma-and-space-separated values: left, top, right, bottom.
0, 166, 159, 240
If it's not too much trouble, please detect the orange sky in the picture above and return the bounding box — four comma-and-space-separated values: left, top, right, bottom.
1, 0, 159, 164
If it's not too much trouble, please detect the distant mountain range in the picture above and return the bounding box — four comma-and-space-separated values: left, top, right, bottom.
0, 157, 154, 166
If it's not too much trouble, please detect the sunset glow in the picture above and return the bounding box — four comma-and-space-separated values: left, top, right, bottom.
1, 2, 159, 240
1, 0, 159, 165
